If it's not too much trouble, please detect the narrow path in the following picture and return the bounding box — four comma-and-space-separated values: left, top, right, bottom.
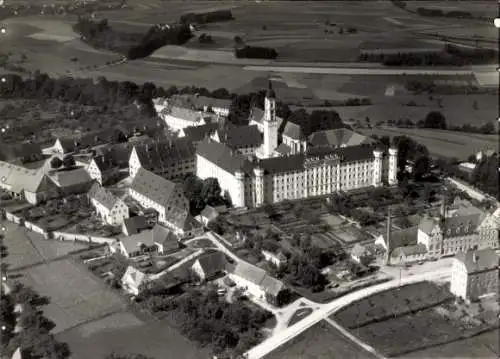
324, 317, 386, 359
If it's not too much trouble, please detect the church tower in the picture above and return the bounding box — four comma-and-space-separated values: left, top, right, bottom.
262, 81, 278, 159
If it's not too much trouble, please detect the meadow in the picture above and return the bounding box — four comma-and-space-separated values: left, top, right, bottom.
358, 127, 498, 160
15, 258, 127, 333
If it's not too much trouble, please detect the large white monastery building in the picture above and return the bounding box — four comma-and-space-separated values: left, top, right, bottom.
196, 83, 399, 208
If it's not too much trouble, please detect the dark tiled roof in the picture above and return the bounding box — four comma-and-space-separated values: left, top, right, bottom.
308, 128, 371, 148
259, 154, 305, 174
455, 248, 499, 273
182, 123, 219, 142
123, 216, 149, 235
283, 122, 304, 141
169, 94, 232, 111
49, 168, 92, 188
223, 125, 262, 149
274, 143, 291, 155
248, 107, 284, 127
382, 226, 418, 249
96, 143, 135, 167
134, 139, 195, 168
130, 168, 177, 207
152, 224, 178, 251
92, 156, 116, 172
88, 182, 120, 210
194, 251, 227, 278
419, 213, 484, 238
230, 260, 284, 296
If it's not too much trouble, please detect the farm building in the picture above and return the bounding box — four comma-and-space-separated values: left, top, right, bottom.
390, 244, 428, 265
350, 244, 375, 266
228, 260, 286, 306
121, 266, 148, 296
195, 205, 221, 226
191, 251, 227, 282
0, 161, 59, 205
86, 155, 120, 185
166, 94, 232, 118
48, 167, 93, 195
261, 249, 287, 268
153, 98, 218, 132
450, 248, 499, 301
122, 216, 150, 236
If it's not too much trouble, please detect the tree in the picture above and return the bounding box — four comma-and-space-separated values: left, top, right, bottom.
423, 111, 447, 129
50, 156, 63, 169
233, 35, 243, 45
62, 155, 75, 169
413, 155, 430, 180
201, 177, 222, 206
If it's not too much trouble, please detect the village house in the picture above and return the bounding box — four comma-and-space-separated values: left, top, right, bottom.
0, 161, 59, 205
167, 205, 204, 239
350, 243, 375, 266
167, 94, 232, 118
228, 260, 286, 306
390, 244, 428, 265
86, 155, 120, 185
178, 123, 219, 147
128, 168, 189, 232
122, 216, 150, 236
87, 183, 129, 226
112, 224, 180, 258
375, 226, 419, 253
154, 100, 217, 132
450, 248, 499, 301
261, 249, 288, 268
121, 266, 148, 296
48, 167, 93, 196
128, 138, 196, 180
196, 205, 221, 226
191, 251, 227, 282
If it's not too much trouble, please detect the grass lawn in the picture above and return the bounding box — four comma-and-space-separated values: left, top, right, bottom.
358, 127, 498, 160
287, 307, 313, 327
14, 258, 126, 333
57, 312, 209, 359
334, 281, 453, 329
264, 320, 377, 359
2, 220, 87, 270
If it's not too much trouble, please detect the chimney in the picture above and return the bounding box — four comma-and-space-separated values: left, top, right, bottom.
385, 206, 392, 266
440, 200, 447, 219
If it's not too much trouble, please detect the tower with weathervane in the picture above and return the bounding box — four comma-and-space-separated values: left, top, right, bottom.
261, 81, 278, 159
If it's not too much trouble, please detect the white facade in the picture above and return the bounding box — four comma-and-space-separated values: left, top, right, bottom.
388, 147, 398, 186
162, 113, 206, 132
86, 159, 104, 184
450, 259, 468, 299
90, 197, 129, 226
129, 148, 142, 179
262, 250, 287, 268
229, 273, 266, 300
258, 96, 278, 160
372, 149, 383, 187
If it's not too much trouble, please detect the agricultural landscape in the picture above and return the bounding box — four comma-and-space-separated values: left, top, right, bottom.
0, 1, 498, 359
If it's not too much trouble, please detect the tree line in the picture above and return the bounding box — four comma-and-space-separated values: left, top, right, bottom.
234, 46, 279, 60
73, 17, 193, 60
358, 45, 498, 66
180, 9, 234, 24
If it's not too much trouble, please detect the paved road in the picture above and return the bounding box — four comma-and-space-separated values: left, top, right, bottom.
245, 268, 451, 359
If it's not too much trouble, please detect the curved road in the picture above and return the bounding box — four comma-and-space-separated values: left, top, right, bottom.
245, 268, 451, 359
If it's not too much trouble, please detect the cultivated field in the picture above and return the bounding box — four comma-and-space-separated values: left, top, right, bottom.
399, 329, 499, 359
264, 320, 377, 359
334, 281, 453, 329
14, 258, 126, 333
358, 127, 498, 160
1, 220, 87, 270
57, 312, 209, 359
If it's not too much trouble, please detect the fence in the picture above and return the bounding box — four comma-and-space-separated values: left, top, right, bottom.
52, 231, 115, 245
24, 221, 49, 239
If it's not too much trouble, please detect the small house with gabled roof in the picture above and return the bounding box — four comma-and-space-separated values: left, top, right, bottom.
88, 183, 129, 226
191, 251, 227, 282
121, 266, 148, 296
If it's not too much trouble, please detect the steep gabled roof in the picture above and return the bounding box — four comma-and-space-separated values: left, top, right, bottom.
182, 123, 219, 142
163, 106, 204, 124
129, 168, 177, 208
152, 224, 178, 251
48, 168, 92, 188
419, 213, 485, 238
123, 216, 149, 235
455, 248, 499, 274
121, 266, 147, 288
223, 125, 262, 149
196, 140, 253, 175
383, 226, 418, 249
0, 161, 48, 193
230, 260, 284, 296
308, 128, 371, 148
134, 138, 195, 168
193, 251, 227, 278
391, 243, 427, 258
88, 182, 121, 210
